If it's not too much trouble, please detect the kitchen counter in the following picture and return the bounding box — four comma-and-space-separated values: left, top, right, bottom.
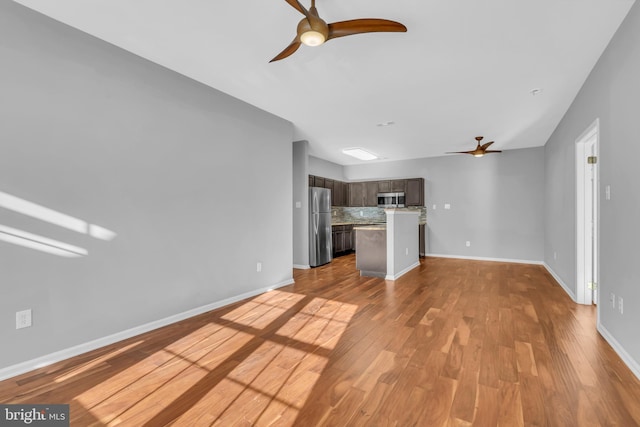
332, 221, 386, 226
353, 225, 386, 231
333, 221, 425, 226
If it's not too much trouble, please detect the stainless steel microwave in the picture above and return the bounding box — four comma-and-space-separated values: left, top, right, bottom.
377, 192, 405, 208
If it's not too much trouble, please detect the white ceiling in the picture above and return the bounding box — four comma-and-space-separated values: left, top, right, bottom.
13, 0, 635, 165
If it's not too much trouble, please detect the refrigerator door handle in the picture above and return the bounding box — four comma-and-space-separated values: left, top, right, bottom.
314, 213, 319, 235
313, 192, 318, 214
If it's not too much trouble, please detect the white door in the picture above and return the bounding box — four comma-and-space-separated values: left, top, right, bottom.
586, 136, 598, 304
576, 119, 599, 305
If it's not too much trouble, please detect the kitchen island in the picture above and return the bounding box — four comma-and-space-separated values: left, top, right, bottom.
354, 209, 421, 280
354, 225, 387, 278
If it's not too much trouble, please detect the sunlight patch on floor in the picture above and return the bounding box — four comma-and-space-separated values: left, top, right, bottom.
72, 290, 357, 426
75, 324, 253, 425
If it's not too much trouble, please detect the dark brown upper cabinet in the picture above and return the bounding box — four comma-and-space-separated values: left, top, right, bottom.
406, 178, 424, 206
309, 175, 348, 206
391, 180, 407, 193
364, 182, 378, 206
378, 180, 391, 193
378, 179, 407, 193
349, 182, 378, 207
333, 181, 345, 207
348, 182, 365, 207
311, 175, 424, 207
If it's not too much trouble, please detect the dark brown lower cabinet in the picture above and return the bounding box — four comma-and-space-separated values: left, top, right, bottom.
332, 225, 354, 257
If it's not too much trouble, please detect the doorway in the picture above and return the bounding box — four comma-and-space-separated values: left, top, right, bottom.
576, 119, 599, 305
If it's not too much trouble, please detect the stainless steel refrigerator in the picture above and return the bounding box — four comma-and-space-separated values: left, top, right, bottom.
309, 187, 332, 267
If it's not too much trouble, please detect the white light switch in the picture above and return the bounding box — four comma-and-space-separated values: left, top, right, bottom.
295, 201, 301, 208
605, 185, 611, 200
444, 204, 451, 210
432, 204, 437, 210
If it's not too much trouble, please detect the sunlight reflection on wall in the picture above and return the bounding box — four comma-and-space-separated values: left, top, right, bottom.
0, 191, 116, 257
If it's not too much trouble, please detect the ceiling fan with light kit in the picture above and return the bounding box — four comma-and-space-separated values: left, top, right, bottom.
447, 136, 502, 157
270, 0, 407, 62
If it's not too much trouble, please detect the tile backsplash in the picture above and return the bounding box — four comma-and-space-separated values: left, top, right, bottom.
332, 206, 426, 224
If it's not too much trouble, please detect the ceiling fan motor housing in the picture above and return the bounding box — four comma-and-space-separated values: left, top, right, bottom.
297, 15, 329, 45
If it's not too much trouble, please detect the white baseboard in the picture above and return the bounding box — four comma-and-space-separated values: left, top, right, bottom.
542, 262, 577, 302
597, 323, 640, 381
293, 264, 310, 270
426, 253, 544, 265
385, 261, 420, 281
0, 278, 294, 382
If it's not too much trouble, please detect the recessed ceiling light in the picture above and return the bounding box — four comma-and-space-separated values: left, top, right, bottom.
377, 121, 395, 127
530, 88, 543, 96
342, 148, 379, 161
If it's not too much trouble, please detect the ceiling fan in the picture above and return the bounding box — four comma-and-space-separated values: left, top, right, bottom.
270, 0, 407, 62
447, 136, 502, 157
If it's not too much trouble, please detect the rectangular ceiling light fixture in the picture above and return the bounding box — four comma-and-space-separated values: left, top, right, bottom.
342, 148, 378, 161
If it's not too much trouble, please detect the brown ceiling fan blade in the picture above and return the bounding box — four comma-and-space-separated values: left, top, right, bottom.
480, 141, 495, 150
284, 0, 311, 18
327, 19, 407, 40
446, 151, 474, 154
270, 38, 302, 62
484, 150, 502, 153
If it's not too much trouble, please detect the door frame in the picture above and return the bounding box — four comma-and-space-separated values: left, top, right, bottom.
575, 118, 600, 306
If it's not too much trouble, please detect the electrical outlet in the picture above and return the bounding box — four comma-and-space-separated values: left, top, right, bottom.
432, 204, 437, 210
610, 293, 616, 309
257, 262, 262, 273
618, 296, 623, 314
553, 252, 557, 261
16, 309, 32, 329
466, 241, 471, 247
360, 210, 364, 217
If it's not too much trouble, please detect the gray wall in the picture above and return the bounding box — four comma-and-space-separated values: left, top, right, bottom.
0, 2, 293, 369
544, 1, 640, 366
309, 156, 346, 181
292, 141, 309, 268
345, 148, 545, 262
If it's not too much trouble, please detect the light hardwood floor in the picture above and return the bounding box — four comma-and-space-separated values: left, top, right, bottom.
1, 255, 640, 426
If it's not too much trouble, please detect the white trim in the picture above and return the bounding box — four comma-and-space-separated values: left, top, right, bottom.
385, 261, 420, 280
0, 278, 294, 382
575, 118, 600, 306
426, 253, 543, 265
597, 323, 640, 381
543, 262, 577, 302
292, 264, 310, 270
